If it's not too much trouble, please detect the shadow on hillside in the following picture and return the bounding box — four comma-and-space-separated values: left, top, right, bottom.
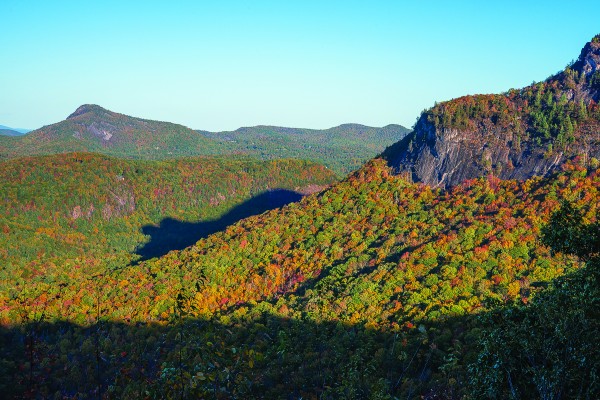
0, 309, 476, 400
0, 265, 600, 400
134, 189, 303, 262
2, 266, 597, 399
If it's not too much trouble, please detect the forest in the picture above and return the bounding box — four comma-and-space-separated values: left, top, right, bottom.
0, 152, 336, 286
2, 158, 598, 398
197, 124, 410, 174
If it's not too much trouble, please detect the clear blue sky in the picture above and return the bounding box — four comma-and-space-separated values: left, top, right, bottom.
1, 1, 599, 131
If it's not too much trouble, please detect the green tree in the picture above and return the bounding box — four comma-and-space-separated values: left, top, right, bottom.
541, 201, 599, 261
469, 202, 600, 399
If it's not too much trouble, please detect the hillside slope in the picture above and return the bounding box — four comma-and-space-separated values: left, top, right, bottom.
0, 128, 24, 136
0, 124, 30, 135
383, 34, 600, 188
198, 123, 410, 174
0, 152, 335, 272
0, 105, 222, 160
2, 159, 598, 398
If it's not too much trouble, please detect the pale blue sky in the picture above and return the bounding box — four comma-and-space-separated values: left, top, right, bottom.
1, 1, 599, 131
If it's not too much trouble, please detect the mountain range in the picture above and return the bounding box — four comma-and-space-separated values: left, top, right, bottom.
0, 124, 30, 136
1, 35, 599, 399
198, 123, 410, 174
0, 106, 409, 174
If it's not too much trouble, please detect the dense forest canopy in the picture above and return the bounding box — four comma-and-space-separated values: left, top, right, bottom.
0, 152, 335, 274
2, 158, 599, 398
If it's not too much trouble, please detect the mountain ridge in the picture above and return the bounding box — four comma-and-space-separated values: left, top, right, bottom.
0, 124, 30, 135
0, 104, 222, 161
198, 122, 406, 134
0, 128, 23, 136
1, 105, 409, 174
383, 34, 600, 188
198, 122, 410, 174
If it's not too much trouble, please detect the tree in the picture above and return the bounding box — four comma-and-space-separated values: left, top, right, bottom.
541, 201, 600, 261
469, 202, 600, 399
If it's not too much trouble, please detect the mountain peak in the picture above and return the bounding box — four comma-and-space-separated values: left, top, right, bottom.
573, 34, 600, 76
67, 104, 109, 120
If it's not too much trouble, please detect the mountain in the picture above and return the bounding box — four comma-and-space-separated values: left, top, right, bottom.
0, 128, 23, 136
0, 105, 409, 174
0, 152, 336, 271
198, 123, 410, 174
383, 34, 600, 188
0, 124, 30, 135
0, 105, 222, 160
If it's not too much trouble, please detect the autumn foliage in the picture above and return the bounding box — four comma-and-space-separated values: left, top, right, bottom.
2, 157, 599, 398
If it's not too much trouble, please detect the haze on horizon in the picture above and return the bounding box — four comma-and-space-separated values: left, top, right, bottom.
2, 0, 599, 132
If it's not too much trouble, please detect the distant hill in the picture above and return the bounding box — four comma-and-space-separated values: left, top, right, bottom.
0, 105, 223, 160
198, 123, 410, 174
0, 105, 408, 174
0, 124, 30, 135
383, 34, 600, 187
0, 128, 23, 136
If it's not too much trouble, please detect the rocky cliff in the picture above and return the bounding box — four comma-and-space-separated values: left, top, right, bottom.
384, 34, 600, 188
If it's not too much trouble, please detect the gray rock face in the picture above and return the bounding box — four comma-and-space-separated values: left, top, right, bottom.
574, 40, 600, 77
383, 35, 600, 189
382, 115, 593, 188
87, 121, 116, 142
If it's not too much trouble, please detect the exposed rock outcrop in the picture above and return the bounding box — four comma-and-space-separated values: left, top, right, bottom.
384, 35, 600, 188
573, 36, 600, 78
